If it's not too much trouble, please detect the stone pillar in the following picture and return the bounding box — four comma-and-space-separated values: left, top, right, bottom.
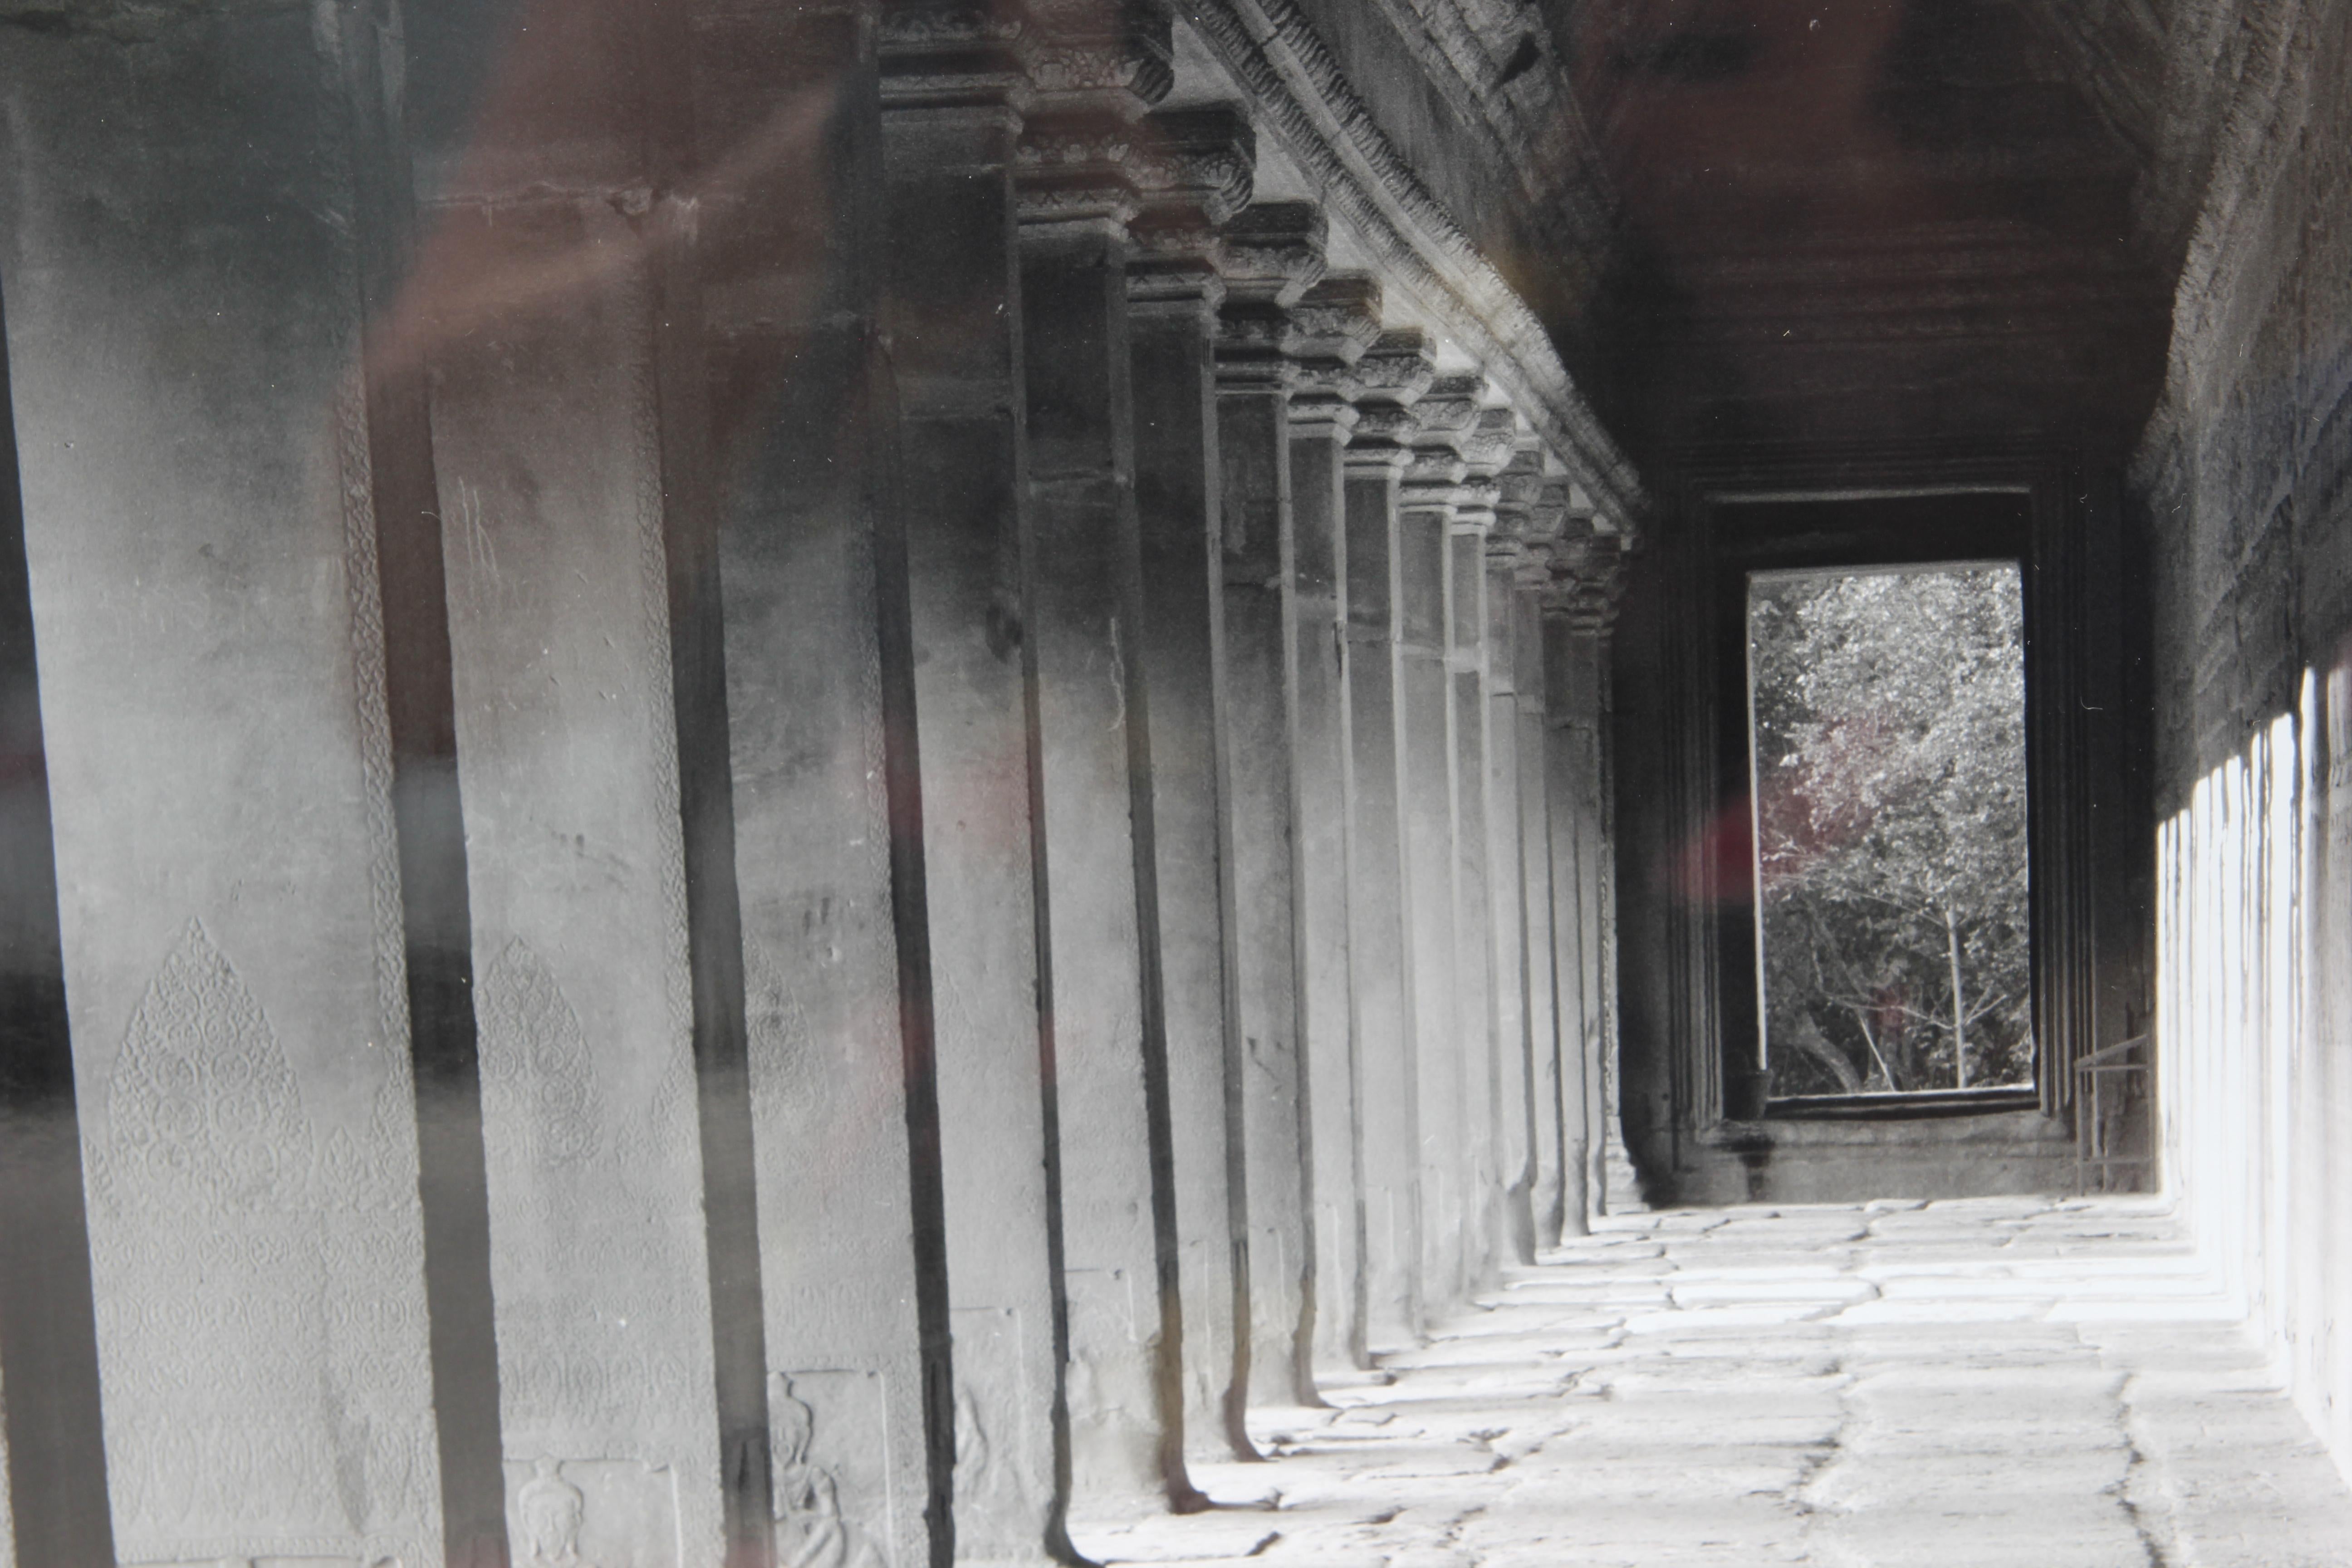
1450, 410, 1520, 1286
1283, 278, 1382, 1377
1505, 475, 1572, 1245
1399, 378, 1478, 1315
1343, 332, 1434, 1350
1482, 446, 1542, 1268
877, 15, 1072, 1560
1016, 69, 1219, 1520
0, 274, 113, 1568
1545, 603, 1607, 1232
423, 186, 735, 1568
693, 11, 948, 1566
1212, 203, 1328, 1410
1127, 152, 1257, 1462
0, 10, 466, 1564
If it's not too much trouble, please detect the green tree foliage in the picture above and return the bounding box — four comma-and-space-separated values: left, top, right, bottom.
1749, 564, 2033, 1097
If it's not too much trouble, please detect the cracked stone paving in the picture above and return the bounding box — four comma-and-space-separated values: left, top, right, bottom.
1071, 1198, 2352, 1567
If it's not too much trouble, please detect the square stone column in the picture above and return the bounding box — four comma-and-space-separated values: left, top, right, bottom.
0, 282, 112, 1568
0, 10, 465, 1564
693, 11, 951, 1567
1399, 379, 1477, 1317
1212, 202, 1327, 1411
424, 188, 732, 1568
1127, 194, 1258, 1462
1450, 409, 1520, 1289
878, 16, 1074, 1559
1545, 606, 1609, 1231
1342, 332, 1434, 1351
1499, 465, 1571, 1246
1481, 454, 1543, 1269
1016, 83, 1220, 1520
1284, 277, 1382, 1377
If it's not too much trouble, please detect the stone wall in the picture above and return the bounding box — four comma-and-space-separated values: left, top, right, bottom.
2135, 0, 2352, 1486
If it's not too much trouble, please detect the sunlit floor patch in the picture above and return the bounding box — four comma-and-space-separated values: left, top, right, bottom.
1067, 1197, 2352, 1567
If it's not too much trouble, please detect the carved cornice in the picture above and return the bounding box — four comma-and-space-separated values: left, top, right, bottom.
1179, 0, 1646, 530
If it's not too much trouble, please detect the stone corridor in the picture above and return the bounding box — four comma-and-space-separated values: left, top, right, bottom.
1073, 1199, 2352, 1567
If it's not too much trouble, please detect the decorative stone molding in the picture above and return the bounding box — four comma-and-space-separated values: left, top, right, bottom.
1128, 104, 1258, 313
1177, 0, 1646, 529
1015, 112, 1142, 230
1217, 201, 1328, 307
1024, 0, 1175, 104
1401, 373, 1485, 511
1287, 271, 1383, 431
1459, 407, 1521, 482
877, 2, 1032, 111
1346, 327, 1435, 473
1214, 201, 1328, 388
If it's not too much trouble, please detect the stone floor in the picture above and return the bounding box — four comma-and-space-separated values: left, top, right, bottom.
1070, 1197, 2352, 1566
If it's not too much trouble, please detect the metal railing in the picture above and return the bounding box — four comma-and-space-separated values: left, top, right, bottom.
2073, 1032, 2153, 1194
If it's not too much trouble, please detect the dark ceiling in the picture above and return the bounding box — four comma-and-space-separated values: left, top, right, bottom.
1542, 0, 2180, 466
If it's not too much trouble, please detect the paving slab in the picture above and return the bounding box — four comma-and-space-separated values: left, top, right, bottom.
1070, 1196, 2352, 1565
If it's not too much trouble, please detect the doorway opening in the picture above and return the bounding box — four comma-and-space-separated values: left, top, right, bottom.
1745, 560, 2033, 1102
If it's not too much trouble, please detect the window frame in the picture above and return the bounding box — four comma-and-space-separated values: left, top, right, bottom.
1708, 492, 2044, 1122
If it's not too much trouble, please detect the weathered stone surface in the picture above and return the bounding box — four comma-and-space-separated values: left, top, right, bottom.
428, 197, 727, 1568
1132, 242, 1254, 1464
0, 15, 450, 1563
1067, 1199, 2352, 1565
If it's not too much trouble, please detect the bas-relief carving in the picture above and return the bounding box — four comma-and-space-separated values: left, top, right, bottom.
947, 1308, 1031, 1550
501, 1459, 681, 1568
769, 1374, 892, 1568
478, 940, 600, 1169
475, 939, 712, 1485
85, 922, 436, 1568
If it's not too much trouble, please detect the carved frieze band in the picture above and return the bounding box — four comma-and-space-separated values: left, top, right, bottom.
1180, 0, 1645, 528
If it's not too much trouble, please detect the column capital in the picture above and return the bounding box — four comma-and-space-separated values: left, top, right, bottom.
1345, 328, 1434, 473
1127, 103, 1256, 318
878, 3, 1030, 110
1536, 503, 1635, 632
1450, 407, 1517, 530
1288, 273, 1383, 420
1021, 0, 1174, 104
1214, 202, 1327, 390
1015, 109, 1143, 233
1400, 373, 1484, 513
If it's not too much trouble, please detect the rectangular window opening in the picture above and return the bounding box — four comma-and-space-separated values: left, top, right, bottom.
1747, 559, 2034, 1102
